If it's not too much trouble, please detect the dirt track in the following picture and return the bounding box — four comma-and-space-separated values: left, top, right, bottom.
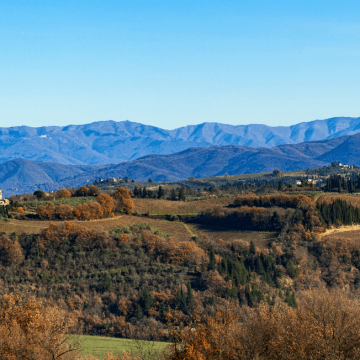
320, 225, 360, 238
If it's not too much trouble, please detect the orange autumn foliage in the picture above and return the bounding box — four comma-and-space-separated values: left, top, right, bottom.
168, 290, 360, 360
74, 201, 104, 220
39, 222, 111, 250
142, 232, 206, 270
56, 188, 72, 199
0, 293, 78, 360
0, 233, 24, 265
114, 187, 135, 214
97, 193, 117, 216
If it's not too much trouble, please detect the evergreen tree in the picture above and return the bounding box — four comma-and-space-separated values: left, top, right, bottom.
178, 187, 186, 201
285, 289, 298, 308
136, 304, 143, 320
249, 240, 256, 255
208, 248, 216, 271
278, 181, 283, 191
175, 288, 186, 312
159, 302, 166, 320
102, 272, 112, 291
171, 189, 177, 201
349, 178, 355, 193
142, 187, 147, 198
138, 287, 153, 315
157, 185, 165, 199
186, 283, 195, 314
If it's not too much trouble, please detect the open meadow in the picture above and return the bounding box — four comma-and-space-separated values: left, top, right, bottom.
78, 335, 168, 358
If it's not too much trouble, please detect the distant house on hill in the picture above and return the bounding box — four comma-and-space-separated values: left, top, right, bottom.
0, 190, 9, 206
337, 162, 353, 169
294, 180, 302, 186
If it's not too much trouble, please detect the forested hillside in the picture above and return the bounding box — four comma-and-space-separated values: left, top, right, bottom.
2, 188, 360, 359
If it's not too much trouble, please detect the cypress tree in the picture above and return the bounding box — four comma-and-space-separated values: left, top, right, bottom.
278, 181, 283, 191
159, 302, 166, 320
178, 187, 186, 201
139, 287, 153, 315
136, 304, 143, 320
208, 248, 216, 271
171, 189, 177, 201
250, 240, 256, 256
157, 185, 165, 199
186, 283, 195, 314
175, 288, 186, 312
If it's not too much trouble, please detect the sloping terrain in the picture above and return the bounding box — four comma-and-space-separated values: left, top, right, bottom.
2, 133, 360, 195
0, 117, 360, 165
0, 159, 104, 195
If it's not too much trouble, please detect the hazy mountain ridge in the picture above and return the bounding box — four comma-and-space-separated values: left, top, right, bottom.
1, 117, 360, 165
3, 133, 360, 196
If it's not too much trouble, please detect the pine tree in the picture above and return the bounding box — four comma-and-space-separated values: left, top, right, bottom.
142, 187, 147, 198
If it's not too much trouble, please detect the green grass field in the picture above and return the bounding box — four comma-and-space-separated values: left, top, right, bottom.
78, 335, 169, 358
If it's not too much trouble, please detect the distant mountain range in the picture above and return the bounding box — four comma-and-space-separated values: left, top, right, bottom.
3, 133, 360, 196
1, 116, 360, 165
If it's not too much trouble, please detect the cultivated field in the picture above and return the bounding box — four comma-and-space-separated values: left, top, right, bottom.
321, 228, 360, 243
187, 223, 276, 248
0, 212, 274, 248
317, 193, 360, 208
133, 197, 235, 215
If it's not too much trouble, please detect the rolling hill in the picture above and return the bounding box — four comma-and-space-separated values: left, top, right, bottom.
2, 133, 360, 196
1, 116, 360, 165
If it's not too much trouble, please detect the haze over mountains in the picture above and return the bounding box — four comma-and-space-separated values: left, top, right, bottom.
2, 116, 360, 165
3, 132, 360, 196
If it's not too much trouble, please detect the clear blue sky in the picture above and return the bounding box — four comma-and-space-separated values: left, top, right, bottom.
1, 0, 360, 129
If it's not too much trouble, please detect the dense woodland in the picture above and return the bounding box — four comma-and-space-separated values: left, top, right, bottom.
3, 188, 360, 359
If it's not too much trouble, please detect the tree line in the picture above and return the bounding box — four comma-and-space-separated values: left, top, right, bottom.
317, 199, 360, 226
324, 174, 360, 193
36, 187, 134, 220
